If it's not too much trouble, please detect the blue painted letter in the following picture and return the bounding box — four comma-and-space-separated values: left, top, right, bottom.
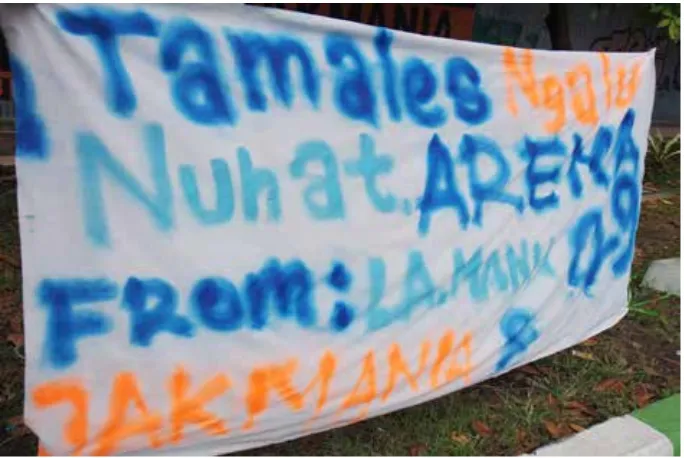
180, 159, 236, 225
445, 57, 491, 125
401, 58, 446, 128
244, 259, 316, 329
344, 134, 396, 213
459, 134, 524, 225
519, 137, 566, 213
290, 140, 345, 220
191, 277, 243, 332
57, 6, 159, 117
567, 128, 611, 199
77, 124, 173, 247
160, 18, 236, 125
122, 277, 194, 346
227, 31, 319, 111
374, 28, 401, 122
325, 33, 377, 126
418, 134, 469, 235
238, 147, 281, 222
38, 278, 117, 369
9, 55, 49, 160
568, 210, 619, 294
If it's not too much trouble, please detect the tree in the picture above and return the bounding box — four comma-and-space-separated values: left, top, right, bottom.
650, 3, 680, 42
545, 4, 681, 51
545, 4, 572, 50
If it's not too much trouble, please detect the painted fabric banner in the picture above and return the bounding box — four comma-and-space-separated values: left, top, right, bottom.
1, 3, 655, 456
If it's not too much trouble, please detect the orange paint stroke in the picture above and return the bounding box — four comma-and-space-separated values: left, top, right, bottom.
168, 367, 231, 444
31, 328, 476, 453
566, 63, 598, 126
92, 372, 163, 455
381, 341, 431, 401
502, 47, 540, 116
541, 75, 566, 134
32, 379, 89, 455
615, 61, 642, 109
37, 443, 51, 456
430, 330, 473, 389
243, 351, 336, 430
600, 53, 613, 110
340, 350, 377, 422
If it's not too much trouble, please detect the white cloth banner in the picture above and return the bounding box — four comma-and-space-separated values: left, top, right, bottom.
2, 4, 655, 456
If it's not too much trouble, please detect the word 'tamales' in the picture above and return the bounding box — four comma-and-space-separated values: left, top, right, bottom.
55, 6, 491, 130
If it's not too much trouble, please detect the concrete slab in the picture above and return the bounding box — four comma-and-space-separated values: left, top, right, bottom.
532, 415, 673, 456
641, 258, 681, 296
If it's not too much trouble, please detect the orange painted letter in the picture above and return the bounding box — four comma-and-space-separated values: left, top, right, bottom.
93, 372, 163, 455
542, 75, 566, 134
615, 62, 642, 108
430, 330, 473, 389
502, 48, 540, 116
600, 53, 613, 109
340, 351, 377, 421
243, 351, 336, 430
566, 63, 598, 126
381, 341, 430, 401
32, 379, 89, 455
169, 367, 231, 444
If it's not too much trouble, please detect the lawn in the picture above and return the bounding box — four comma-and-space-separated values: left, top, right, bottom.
0, 160, 679, 456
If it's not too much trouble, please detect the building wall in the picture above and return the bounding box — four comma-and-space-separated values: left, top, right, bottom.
472, 4, 681, 124
254, 4, 476, 40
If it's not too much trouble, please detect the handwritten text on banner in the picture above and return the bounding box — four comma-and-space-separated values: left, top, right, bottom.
1, 3, 655, 456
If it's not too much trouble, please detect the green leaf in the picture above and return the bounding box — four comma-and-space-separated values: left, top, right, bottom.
632, 307, 660, 318
658, 18, 671, 28
670, 23, 679, 39
664, 134, 680, 152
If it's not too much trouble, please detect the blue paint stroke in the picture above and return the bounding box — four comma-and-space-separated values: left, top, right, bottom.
496, 307, 539, 372
329, 301, 355, 332
290, 140, 345, 220
418, 134, 469, 235
76, 124, 173, 247
38, 278, 118, 369
122, 277, 195, 345
444, 56, 491, 125
160, 18, 237, 125
567, 128, 611, 199
9, 55, 49, 160
519, 136, 567, 213
226, 30, 319, 111
57, 6, 159, 117
567, 209, 620, 294
326, 261, 352, 292
344, 134, 396, 213
401, 58, 446, 128
244, 258, 316, 330
325, 32, 377, 127
190, 277, 244, 332
238, 146, 281, 222
459, 134, 524, 226
374, 28, 401, 122
179, 158, 236, 225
